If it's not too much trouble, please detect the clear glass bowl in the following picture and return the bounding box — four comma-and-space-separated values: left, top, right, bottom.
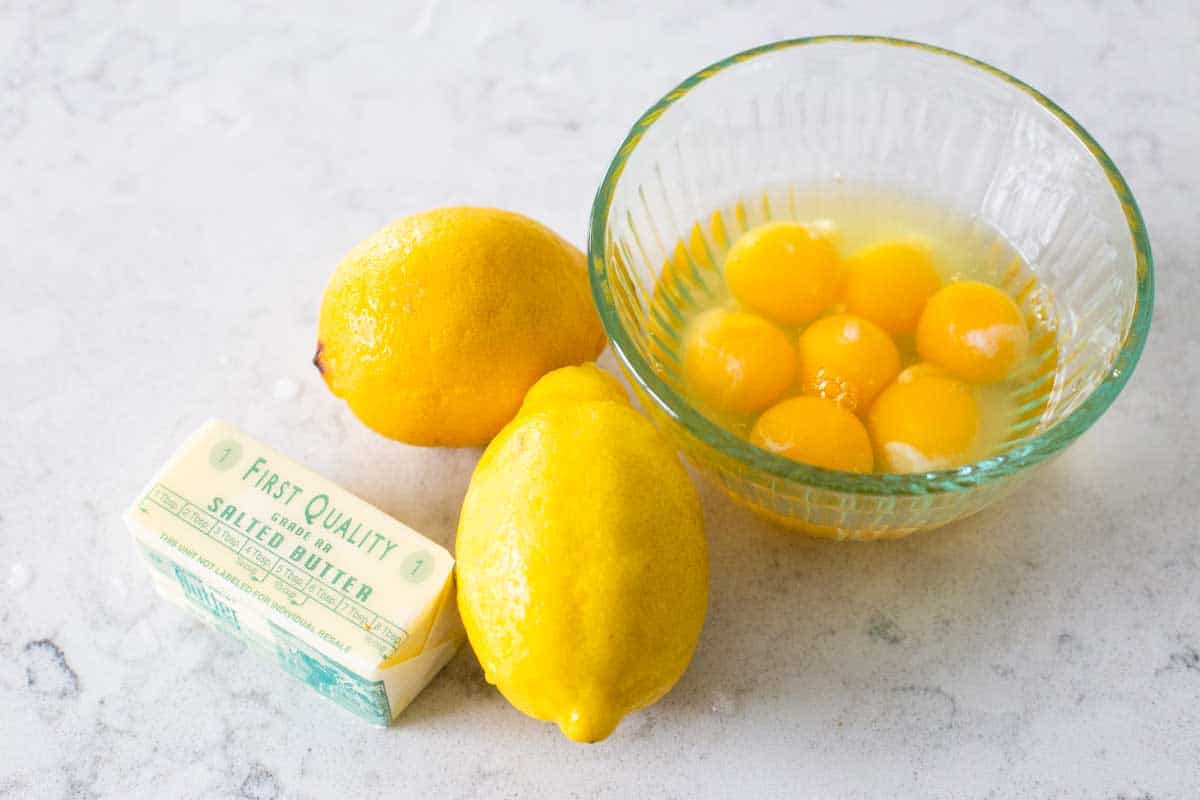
587, 37, 1153, 540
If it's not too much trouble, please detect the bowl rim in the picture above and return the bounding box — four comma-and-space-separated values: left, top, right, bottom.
587, 35, 1154, 496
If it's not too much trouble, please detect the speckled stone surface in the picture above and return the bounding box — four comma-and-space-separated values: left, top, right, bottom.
1, 1, 1198, 797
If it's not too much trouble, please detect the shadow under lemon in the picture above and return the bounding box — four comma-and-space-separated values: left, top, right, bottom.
376, 338, 1097, 744
598, 452, 1097, 742
393, 433, 1123, 751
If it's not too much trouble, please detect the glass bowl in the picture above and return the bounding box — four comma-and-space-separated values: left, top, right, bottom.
587, 37, 1153, 540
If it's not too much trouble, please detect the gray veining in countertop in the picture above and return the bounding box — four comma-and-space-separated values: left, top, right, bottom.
2, 1, 1198, 797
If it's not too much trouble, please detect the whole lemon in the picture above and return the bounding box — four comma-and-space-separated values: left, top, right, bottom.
315, 207, 606, 446
456, 365, 708, 743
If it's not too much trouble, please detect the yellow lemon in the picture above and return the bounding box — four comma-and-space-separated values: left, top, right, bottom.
723, 221, 841, 325
456, 365, 708, 743
916, 281, 1029, 384
844, 241, 942, 335
315, 207, 605, 446
518, 362, 628, 415
682, 308, 796, 416
798, 313, 900, 413
751, 396, 874, 472
867, 375, 981, 472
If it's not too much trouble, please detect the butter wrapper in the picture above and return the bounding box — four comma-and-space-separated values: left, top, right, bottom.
124, 420, 463, 725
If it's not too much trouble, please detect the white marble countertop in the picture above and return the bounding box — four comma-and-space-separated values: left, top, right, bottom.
2, 1, 1198, 797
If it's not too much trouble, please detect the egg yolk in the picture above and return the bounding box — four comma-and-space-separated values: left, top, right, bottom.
895, 362, 949, 384
844, 241, 942, 335
798, 314, 900, 413
916, 281, 1030, 384
683, 308, 796, 416
751, 396, 874, 473
867, 375, 980, 473
723, 222, 841, 325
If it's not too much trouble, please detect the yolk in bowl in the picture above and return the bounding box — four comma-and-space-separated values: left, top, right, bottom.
798, 313, 900, 413
683, 308, 796, 416
647, 189, 1060, 481
723, 221, 841, 325
867, 374, 981, 473
751, 395, 874, 473
844, 240, 942, 335
895, 361, 949, 384
916, 281, 1030, 384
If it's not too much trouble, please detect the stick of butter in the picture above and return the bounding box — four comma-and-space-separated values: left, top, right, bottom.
124, 420, 463, 726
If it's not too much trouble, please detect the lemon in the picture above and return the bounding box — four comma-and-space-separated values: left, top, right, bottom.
315, 207, 605, 446
456, 365, 708, 743
517, 362, 628, 416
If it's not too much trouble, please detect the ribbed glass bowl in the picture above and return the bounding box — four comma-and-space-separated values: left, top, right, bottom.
588, 37, 1153, 540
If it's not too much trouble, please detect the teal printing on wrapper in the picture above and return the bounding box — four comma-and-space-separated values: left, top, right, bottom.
269, 621, 391, 725
138, 541, 391, 723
